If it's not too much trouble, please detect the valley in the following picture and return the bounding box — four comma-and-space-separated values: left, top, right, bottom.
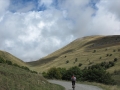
0, 35, 120, 90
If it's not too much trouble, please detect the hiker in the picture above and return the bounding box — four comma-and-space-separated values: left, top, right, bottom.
71, 75, 76, 86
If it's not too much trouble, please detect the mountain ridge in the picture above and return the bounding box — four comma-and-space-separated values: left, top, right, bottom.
27, 35, 103, 66
27, 35, 120, 73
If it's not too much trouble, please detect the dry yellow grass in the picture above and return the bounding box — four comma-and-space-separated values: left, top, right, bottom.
0, 50, 27, 66
28, 35, 120, 73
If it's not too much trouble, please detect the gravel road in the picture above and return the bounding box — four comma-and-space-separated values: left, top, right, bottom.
48, 80, 103, 90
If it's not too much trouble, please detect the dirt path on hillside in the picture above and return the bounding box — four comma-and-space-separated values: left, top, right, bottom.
48, 80, 103, 90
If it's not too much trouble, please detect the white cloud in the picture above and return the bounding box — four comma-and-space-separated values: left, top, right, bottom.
0, 0, 10, 14
0, 0, 120, 62
0, 8, 74, 61
102, 0, 120, 19
91, 0, 120, 35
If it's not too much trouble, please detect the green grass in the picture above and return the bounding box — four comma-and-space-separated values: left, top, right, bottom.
78, 81, 120, 90
112, 70, 120, 86
0, 50, 27, 66
0, 63, 65, 90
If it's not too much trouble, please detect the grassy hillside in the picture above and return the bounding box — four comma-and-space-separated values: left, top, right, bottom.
0, 63, 65, 90
27, 35, 120, 89
28, 35, 120, 74
0, 50, 27, 66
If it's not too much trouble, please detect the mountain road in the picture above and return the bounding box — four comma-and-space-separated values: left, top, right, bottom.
48, 80, 103, 90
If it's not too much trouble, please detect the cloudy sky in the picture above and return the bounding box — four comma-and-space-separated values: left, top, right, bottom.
0, 0, 120, 62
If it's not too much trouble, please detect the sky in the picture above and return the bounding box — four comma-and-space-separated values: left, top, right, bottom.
0, 0, 120, 62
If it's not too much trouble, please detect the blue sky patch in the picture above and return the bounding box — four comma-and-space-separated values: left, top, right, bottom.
9, 0, 43, 12
51, 0, 64, 10
89, 0, 100, 10
37, 3, 47, 11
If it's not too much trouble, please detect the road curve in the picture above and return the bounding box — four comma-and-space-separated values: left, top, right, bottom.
48, 80, 103, 90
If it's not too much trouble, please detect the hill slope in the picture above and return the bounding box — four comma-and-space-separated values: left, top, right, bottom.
0, 50, 27, 66
27, 35, 120, 73
0, 63, 64, 90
